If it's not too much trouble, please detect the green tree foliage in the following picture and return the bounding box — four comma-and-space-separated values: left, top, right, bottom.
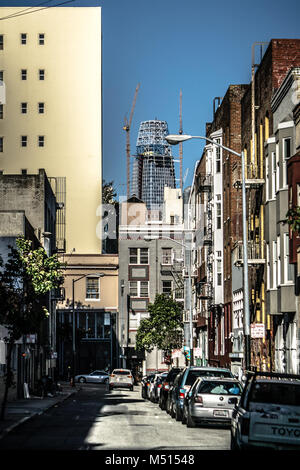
286, 206, 300, 234
0, 238, 64, 420
136, 294, 183, 354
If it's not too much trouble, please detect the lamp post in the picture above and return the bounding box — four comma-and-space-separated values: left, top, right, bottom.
144, 234, 194, 366
71, 272, 104, 385
165, 134, 251, 371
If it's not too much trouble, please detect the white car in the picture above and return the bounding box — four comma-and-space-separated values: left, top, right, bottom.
109, 369, 134, 391
75, 370, 109, 384
231, 370, 300, 450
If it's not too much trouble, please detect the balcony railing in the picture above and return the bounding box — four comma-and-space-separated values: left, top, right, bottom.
232, 240, 266, 266
232, 162, 264, 189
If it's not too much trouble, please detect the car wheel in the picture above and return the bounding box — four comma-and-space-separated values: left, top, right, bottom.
230, 430, 239, 450
181, 406, 187, 425
187, 412, 196, 428
175, 405, 182, 421
78, 377, 86, 383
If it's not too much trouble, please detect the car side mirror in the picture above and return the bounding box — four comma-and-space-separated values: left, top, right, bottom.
228, 397, 238, 405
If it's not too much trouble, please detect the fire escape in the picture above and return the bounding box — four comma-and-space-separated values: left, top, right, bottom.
232, 161, 265, 322
196, 174, 213, 321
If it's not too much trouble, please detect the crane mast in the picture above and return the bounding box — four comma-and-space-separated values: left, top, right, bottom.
123, 83, 140, 199
179, 89, 183, 192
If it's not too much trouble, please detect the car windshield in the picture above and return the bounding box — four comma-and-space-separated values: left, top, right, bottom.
112, 370, 131, 375
185, 370, 232, 386
198, 381, 242, 395
249, 382, 300, 406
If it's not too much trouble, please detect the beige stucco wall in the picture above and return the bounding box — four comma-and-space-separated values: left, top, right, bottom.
0, 7, 102, 254
57, 254, 119, 311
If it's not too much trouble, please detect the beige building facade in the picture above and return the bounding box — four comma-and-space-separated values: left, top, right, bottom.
0, 6, 102, 254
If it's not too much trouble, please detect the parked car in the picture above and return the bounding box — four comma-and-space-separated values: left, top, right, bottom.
149, 372, 168, 403
75, 370, 109, 384
182, 376, 243, 427
109, 369, 134, 391
159, 367, 183, 410
141, 374, 155, 399
169, 366, 234, 421
231, 370, 300, 450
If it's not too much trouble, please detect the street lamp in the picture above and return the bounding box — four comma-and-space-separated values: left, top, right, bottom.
144, 234, 194, 366
71, 272, 104, 385
165, 134, 251, 371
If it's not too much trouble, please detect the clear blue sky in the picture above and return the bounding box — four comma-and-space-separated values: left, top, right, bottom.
1, 0, 300, 198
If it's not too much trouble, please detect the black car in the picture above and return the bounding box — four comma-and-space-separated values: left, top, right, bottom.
158, 367, 183, 410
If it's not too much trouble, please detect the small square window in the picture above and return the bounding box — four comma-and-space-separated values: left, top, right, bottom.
38, 102, 45, 114
21, 136, 27, 147
38, 135, 44, 147
21, 33, 27, 45
0, 104, 3, 119
21, 102, 27, 114
39, 69, 45, 80
21, 69, 27, 80
0, 35, 4, 50
38, 33, 45, 45
0, 137, 3, 152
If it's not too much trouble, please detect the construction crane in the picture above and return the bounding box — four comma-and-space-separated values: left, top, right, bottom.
123, 83, 140, 199
179, 90, 183, 192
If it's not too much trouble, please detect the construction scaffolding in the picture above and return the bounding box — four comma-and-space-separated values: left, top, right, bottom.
131, 120, 176, 210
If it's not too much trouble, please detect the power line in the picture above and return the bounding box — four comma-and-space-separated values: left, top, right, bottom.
0, 0, 75, 21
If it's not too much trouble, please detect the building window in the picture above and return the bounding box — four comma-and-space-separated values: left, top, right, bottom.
266, 243, 270, 290
0, 137, 3, 152
21, 33, 27, 45
215, 139, 221, 173
283, 138, 291, 188
39, 69, 45, 80
21, 102, 27, 114
0, 35, 4, 50
277, 235, 281, 286
271, 151, 276, 199
86, 277, 100, 300
162, 248, 172, 265
276, 143, 280, 192
283, 233, 293, 283
21, 69, 27, 80
162, 280, 172, 296
0, 71, 3, 81
266, 155, 269, 201
38, 102, 45, 114
38, 135, 44, 147
129, 281, 149, 298
216, 202, 222, 229
129, 247, 149, 264
272, 241, 277, 289
21, 136, 27, 147
0, 104, 3, 119
38, 33, 45, 45
217, 259, 222, 286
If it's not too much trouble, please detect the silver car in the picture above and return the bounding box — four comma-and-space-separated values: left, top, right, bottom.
75, 370, 109, 384
184, 377, 243, 427
109, 369, 134, 391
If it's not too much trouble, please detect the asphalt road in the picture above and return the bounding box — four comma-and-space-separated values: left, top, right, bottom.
0, 384, 230, 451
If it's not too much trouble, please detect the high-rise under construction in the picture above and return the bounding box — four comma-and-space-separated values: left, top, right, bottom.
131, 120, 176, 211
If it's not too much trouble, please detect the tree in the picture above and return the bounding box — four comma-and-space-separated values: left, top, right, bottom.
0, 238, 64, 420
286, 206, 300, 234
102, 180, 117, 205
136, 294, 183, 355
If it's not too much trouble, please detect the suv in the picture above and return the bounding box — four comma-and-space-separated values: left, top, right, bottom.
231, 370, 300, 450
159, 367, 183, 410
169, 366, 234, 421
109, 369, 134, 391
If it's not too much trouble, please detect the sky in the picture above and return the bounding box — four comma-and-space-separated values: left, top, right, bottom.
1, 0, 300, 199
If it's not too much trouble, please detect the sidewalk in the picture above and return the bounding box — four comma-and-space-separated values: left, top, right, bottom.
0, 381, 78, 440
